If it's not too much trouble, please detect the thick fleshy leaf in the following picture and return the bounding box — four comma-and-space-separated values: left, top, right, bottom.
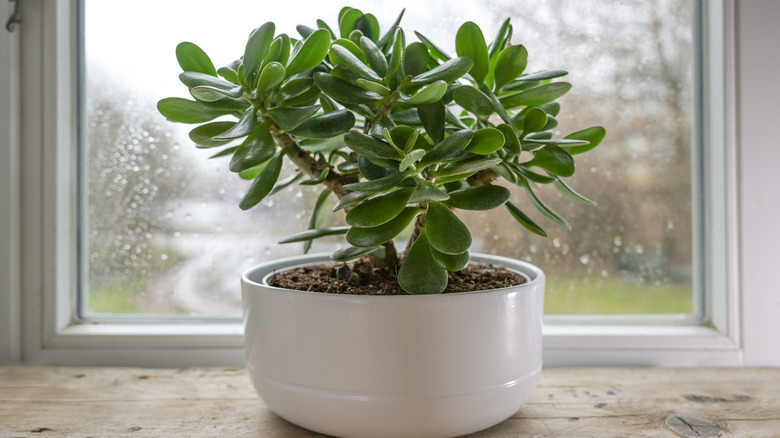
526, 145, 575, 177
510, 162, 557, 184
332, 190, 373, 211
417, 101, 445, 143
562, 126, 606, 155
313, 72, 383, 104
414, 31, 452, 61
466, 127, 505, 155
343, 171, 409, 192
189, 121, 235, 148
179, 71, 237, 92
176, 42, 217, 76
344, 131, 402, 160
345, 188, 413, 227
554, 177, 596, 206
402, 80, 447, 105
453, 85, 494, 118
290, 110, 356, 139
399, 149, 426, 172
262, 35, 284, 66
410, 56, 474, 86
355, 78, 391, 95
243, 22, 276, 81
229, 122, 276, 173
521, 107, 548, 135
403, 42, 429, 78
505, 201, 548, 237
303, 188, 332, 253
331, 244, 380, 262
275, 77, 314, 101
255, 62, 286, 93
431, 247, 469, 271
270, 172, 305, 195
331, 44, 383, 83
430, 156, 502, 178
296, 24, 315, 39
359, 37, 386, 74
516, 70, 568, 81
409, 180, 450, 203
278, 226, 349, 243
355, 13, 380, 42
494, 45, 528, 91
157, 97, 248, 124
329, 38, 366, 66
426, 202, 471, 255
377, 8, 405, 49
286, 29, 331, 76
488, 17, 512, 60
385, 28, 405, 81
213, 107, 257, 140
455, 22, 489, 85
398, 230, 448, 294
444, 185, 510, 210
520, 178, 571, 231
500, 82, 572, 108
209, 146, 239, 159
419, 129, 474, 168
239, 152, 283, 210
299, 167, 330, 186
266, 105, 321, 131
496, 123, 521, 155
346, 207, 421, 247
190, 85, 243, 102
338, 7, 364, 38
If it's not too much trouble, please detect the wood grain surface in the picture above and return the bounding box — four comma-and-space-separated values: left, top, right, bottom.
1, 367, 778, 437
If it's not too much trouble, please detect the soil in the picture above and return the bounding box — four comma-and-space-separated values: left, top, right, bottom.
268, 257, 526, 295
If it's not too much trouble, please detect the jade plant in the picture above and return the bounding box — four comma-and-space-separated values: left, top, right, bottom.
157, 7, 605, 294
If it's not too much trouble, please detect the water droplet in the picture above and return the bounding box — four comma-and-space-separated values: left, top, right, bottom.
668, 219, 674, 230
613, 236, 623, 247
635, 245, 644, 254
161, 254, 168, 261
553, 238, 561, 248
580, 255, 591, 264
173, 231, 181, 237
600, 270, 609, 277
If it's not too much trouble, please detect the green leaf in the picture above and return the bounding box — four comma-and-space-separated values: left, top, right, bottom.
255, 62, 287, 94
426, 202, 471, 255
346, 207, 420, 247
344, 131, 402, 160
355, 13, 380, 42
522, 107, 548, 135
275, 77, 314, 101
403, 42, 429, 78
289, 110, 356, 139
345, 188, 413, 227
286, 29, 331, 76
398, 229, 448, 294
496, 123, 521, 155
229, 122, 276, 173
329, 38, 366, 66
299, 167, 330, 186
520, 178, 571, 231
355, 79, 391, 95
317, 19, 336, 39
176, 42, 217, 76
385, 28, 405, 81
431, 246, 469, 271
213, 107, 257, 140
410, 56, 474, 86
526, 145, 575, 177
516, 70, 568, 81
453, 85, 494, 118
377, 8, 405, 49
243, 22, 276, 82
500, 82, 572, 108
343, 171, 409, 192
414, 31, 452, 61
190, 85, 243, 102
270, 172, 305, 195
419, 129, 474, 168
262, 35, 284, 66
399, 149, 426, 171
488, 18, 512, 61
430, 156, 502, 178
157, 97, 248, 124
554, 178, 597, 206
562, 126, 606, 155
409, 180, 450, 203
239, 152, 283, 210
401, 80, 447, 105
331, 244, 380, 262
417, 101, 445, 143
505, 201, 548, 237
279, 226, 350, 243
494, 45, 528, 91
467, 127, 505, 155
296, 24, 315, 39
189, 121, 235, 148
209, 146, 239, 159
266, 105, 321, 131
313, 72, 384, 105
444, 185, 510, 210
455, 22, 489, 85
331, 44, 383, 83
510, 162, 557, 184
304, 189, 332, 253
333, 191, 373, 212
338, 7, 364, 39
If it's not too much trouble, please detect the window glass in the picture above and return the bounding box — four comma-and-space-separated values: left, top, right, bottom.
82, 0, 695, 317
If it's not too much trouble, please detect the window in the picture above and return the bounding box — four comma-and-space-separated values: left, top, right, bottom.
7, 0, 779, 367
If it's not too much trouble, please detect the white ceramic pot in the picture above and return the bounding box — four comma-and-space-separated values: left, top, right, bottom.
242, 253, 545, 438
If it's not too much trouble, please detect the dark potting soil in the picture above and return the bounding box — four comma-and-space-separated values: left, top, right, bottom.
268, 257, 526, 295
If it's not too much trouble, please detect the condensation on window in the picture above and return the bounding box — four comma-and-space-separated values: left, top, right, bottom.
82, 0, 694, 317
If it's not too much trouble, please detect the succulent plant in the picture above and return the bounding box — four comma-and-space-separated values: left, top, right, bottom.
158, 6, 605, 294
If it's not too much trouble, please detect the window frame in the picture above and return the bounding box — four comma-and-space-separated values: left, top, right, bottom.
4, 0, 777, 367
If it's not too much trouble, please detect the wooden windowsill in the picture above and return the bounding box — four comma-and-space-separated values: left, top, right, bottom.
1, 366, 778, 437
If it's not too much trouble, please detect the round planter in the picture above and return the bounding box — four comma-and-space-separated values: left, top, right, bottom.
241, 253, 545, 438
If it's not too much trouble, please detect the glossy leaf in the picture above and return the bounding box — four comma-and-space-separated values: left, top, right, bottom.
229, 122, 275, 172
313, 72, 384, 104
189, 121, 235, 148
385, 28, 405, 81
344, 131, 402, 160
505, 201, 548, 237
331, 44, 383, 83
214, 107, 257, 140
243, 22, 275, 81
355, 13, 380, 42
520, 178, 572, 231
414, 31, 452, 61
398, 229, 448, 294
304, 188, 332, 253
444, 185, 510, 210
279, 226, 349, 244
330, 38, 366, 66
270, 172, 305, 195
176, 42, 217, 76
431, 246, 469, 271
345, 188, 414, 227
453, 85, 494, 118
359, 36, 388, 77
190, 85, 243, 102
355, 79, 390, 95
255, 62, 286, 93
275, 77, 314, 101
266, 105, 321, 131
554, 178, 597, 206
402, 80, 447, 105
516, 69, 568, 81
333, 190, 373, 212
410, 56, 474, 86
426, 202, 471, 255
496, 123, 521, 155
526, 145, 575, 177
403, 42, 429, 78
488, 18, 512, 61
290, 110, 356, 139
563, 126, 606, 155
467, 127, 505, 155
417, 101, 445, 143
338, 7, 364, 39
500, 82, 572, 108
239, 152, 283, 210
455, 22, 489, 85
409, 180, 450, 203
522, 107, 548, 135
376, 8, 405, 49
286, 29, 331, 76
419, 129, 474, 168
430, 156, 502, 178
493, 45, 528, 91
346, 207, 421, 247
157, 97, 248, 124
399, 149, 426, 171
343, 171, 409, 192
331, 245, 380, 262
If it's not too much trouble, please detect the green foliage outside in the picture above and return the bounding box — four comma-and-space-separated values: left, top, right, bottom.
158, 6, 605, 294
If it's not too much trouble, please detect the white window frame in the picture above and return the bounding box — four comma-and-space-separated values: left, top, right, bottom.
2, 0, 778, 367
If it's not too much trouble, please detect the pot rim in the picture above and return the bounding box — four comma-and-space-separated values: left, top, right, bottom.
241, 252, 545, 299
